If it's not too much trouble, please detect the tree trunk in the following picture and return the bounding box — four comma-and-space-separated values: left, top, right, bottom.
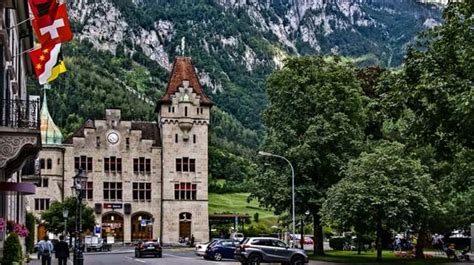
358, 242, 362, 255
415, 229, 427, 259
376, 220, 382, 262
313, 213, 324, 255
300, 216, 304, 249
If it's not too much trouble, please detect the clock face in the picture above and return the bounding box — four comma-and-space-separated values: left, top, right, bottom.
107, 132, 119, 144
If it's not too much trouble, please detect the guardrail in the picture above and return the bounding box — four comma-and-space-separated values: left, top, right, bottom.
0, 98, 40, 129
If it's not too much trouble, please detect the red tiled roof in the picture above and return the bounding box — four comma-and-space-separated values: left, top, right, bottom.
159, 57, 212, 106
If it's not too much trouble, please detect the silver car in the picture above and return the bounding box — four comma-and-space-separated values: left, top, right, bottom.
234, 237, 308, 264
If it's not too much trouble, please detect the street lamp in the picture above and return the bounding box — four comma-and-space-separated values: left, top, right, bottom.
63, 208, 69, 236
258, 151, 295, 248
71, 169, 87, 265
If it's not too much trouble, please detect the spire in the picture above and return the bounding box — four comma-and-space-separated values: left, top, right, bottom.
159, 57, 213, 106
40, 88, 63, 145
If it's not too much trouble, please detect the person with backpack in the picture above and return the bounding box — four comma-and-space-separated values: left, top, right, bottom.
55, 235, 69, 265
39, 235, 54, 265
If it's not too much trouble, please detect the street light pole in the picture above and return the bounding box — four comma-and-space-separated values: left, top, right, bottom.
258, 151, 295, 248
62, 208, 69, 236
71, 169, 87, 265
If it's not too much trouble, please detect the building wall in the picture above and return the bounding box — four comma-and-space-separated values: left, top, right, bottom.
160, 85, 210, 243
63, 110, 162, 244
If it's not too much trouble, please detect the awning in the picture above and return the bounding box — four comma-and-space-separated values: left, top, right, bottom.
0, 182, 35, 194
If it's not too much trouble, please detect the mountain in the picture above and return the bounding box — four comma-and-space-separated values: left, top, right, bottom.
29, 0, 443, 187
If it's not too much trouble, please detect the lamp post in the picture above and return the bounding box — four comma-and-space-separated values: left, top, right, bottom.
258, 151, 295, 248
63, 208, 69, 236
71, 169, 87, 265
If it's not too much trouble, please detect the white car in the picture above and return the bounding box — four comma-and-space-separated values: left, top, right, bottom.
195, 239, 218, 256
230, 232, 244, 243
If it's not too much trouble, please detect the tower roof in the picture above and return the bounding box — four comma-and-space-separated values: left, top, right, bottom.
158, 57, 213, 106
40, 90, 63, 145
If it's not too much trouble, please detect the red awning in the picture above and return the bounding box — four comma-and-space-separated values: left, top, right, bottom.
0, 182, 36, 194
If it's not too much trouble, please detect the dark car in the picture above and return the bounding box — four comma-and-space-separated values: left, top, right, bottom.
234, 237, 308, 264
135, 240, 162, 258
204, 239, 237, 261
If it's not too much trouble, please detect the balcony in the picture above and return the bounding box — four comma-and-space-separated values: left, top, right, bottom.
0, 98, 42, 178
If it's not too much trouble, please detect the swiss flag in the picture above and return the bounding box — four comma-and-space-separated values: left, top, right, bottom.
32, 3, 73, 46
28, 0, 58, 24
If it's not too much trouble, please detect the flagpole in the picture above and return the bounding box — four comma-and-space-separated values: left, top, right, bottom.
5, 17, 33, 31
12, 47, 37, 58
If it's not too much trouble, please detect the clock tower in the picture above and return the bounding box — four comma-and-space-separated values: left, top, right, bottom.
156, 57, 212, 243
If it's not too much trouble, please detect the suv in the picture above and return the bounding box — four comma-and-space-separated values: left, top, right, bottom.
234, 237, 308, 264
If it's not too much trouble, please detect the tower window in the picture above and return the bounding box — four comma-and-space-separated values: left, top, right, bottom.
197, 108, 199, 115
126, 137, 130, 149
96, 137, 100, 147
40, 159, 45, 169
175, 134, 178, 143
176, 157, 196, 172
200, 108, 203, 114
168, 106, 171, 112
185, 107, 188, 117
193, 134, 196, 144
172, 107, 175, 113
46, 159, 52, 170
174, 183, 197, 200
57, 158, 60, 165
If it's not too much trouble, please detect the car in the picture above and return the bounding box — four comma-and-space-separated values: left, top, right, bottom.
135, 240, 162, 258
195, 239, 218, 256
230, 232, 245, 242
204, 239, 238, 261
234, 237, 308, 265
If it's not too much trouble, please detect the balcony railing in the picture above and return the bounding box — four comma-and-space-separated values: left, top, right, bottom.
0, 99, 40, 129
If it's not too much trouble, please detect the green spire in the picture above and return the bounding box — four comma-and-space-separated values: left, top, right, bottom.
40, 88, 63, 145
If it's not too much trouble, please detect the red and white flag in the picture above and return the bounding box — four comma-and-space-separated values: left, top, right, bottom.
29, 41, 67, 85
32, 3, 73, 46
28, 0, 58, 21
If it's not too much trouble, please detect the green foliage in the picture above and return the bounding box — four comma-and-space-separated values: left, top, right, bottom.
244, 223, 271, 237
25, 212, 36, 254
41, 197, 95, 235
2, 233, 22, 264
321, 141, 438, 261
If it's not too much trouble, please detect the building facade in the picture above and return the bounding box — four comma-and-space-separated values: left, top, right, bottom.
28, 57, 211, 244
0, 0, 40, 258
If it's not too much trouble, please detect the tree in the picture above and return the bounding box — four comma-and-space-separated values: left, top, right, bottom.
321, 141, 437, 262
41, 197, 95, 235
3, 232, 22, 264
251, 56, 366, 254
25, 212, 36, 254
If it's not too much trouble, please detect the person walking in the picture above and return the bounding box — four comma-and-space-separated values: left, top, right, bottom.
56, 235, 70, 265
39, 235, 54, 265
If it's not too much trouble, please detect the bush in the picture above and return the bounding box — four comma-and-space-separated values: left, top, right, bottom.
3, 233, 22, 264
329, 237, 348, 250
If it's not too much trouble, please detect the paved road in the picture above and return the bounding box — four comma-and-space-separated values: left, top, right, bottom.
28, 248, 335, 265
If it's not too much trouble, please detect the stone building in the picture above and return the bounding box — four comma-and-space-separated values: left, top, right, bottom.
28, 57, 212, 244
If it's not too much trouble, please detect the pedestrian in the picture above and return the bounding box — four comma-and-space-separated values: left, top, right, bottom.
190, 234, 195, 247
39, 235, 54, 265
56, 235, 69, 265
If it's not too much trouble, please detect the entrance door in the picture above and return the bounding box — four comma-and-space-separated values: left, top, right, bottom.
131, 213, 153, 241
101, 213, 124, 243
179, 212, 192, 241
37, 224, 46, 241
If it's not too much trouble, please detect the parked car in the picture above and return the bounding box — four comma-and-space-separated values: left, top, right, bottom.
135, 240, 162, 258
234, 237, 308, 265
204, 239, 238, 261
230, 232, 245, 242
195, 239, 218, 257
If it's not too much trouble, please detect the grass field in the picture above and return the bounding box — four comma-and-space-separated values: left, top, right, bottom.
309, 250, 449, 264
208, 193, 278, 226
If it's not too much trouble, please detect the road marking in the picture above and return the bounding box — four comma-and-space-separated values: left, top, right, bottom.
127, 256, 146, 263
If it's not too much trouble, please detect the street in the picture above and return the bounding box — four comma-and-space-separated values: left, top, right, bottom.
28, 248, 331, 265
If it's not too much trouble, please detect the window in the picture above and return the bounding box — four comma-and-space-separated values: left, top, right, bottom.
174, 183, 197, 200
175, 134, 178, 143
132, 182, 151, 201
185, 106, 188, 117
168, 106, 171, 112
196, 108, 199, 115
85, 182, 93, 200
126, 137, 130, 149
193, 134, 196, 144
34, 199, 50, 211
133, 158, 151, 174
104, 157, 122, 174
40, 159, 45, 169
176, 157, 196, 172
46, 159, 52, 169
103, 182, 122, 201
172, 107, 175, 113
74, 156, 93, 172
96, 137, 100, 147
37, 177, 48, 188
200, 108, 203, 114
57, 158, 60, 165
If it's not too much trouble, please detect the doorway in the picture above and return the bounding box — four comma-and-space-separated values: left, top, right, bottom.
179, 212, 192, 242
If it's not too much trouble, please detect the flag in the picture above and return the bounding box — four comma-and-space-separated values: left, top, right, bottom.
32, 3, 73, 46
28, 0, 58, 23
29, 42, 67, 85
